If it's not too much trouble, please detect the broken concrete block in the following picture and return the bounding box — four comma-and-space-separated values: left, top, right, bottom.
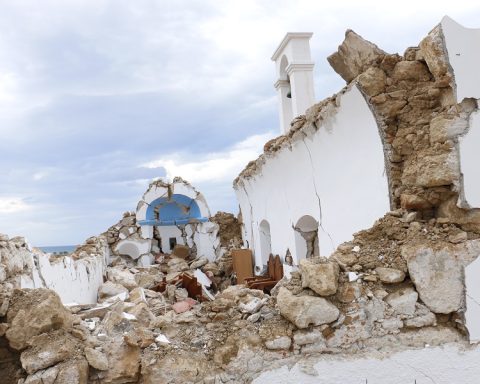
449, 231, 468, 244
6, 289, 73, 350
277, 287, 339, 329
172, 298, 197, 314
172, 244, 189, 259
299, 258, 339, 296
336, 282, 361, 303
190, 257, 209, 269
238, 297, 266, 314
404, 312, 437, 328
419, 23, 452, 84
385, 287, 418, 316
85, 347, 109, 371
167, 257, 189, 273
24, 359, 88, 384
114, 238, 151, 260
98, 281, 129, 301
107, 268, 138, 290
97, 339, 141, 383
327, 29, 386, 83
392, 60, 431, 82
402, 152, 459, 188
356, 67, 386, 96
24, 365, 60, 384
20, 331, 77, 374
375, 267, 405, 284
293, 329, 324, 346
405, 245, 463, 314
265, 336, 291, 350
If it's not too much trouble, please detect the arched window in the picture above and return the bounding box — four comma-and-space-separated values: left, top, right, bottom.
259, 220, 272, 265
294, 215, 319, 261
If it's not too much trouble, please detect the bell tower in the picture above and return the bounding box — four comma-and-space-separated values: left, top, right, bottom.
271, 32, 315, 134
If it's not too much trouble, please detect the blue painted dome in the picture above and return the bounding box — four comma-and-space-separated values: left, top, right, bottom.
138, 194, 208, 226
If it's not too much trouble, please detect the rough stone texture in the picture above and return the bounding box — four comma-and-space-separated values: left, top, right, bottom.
402, 152, 459, 188
98, 281, 129, 300
356, 67, 387, 97
97, 339, 141, 383
3, 20, 480, 384
53, 358, 89, 384
20, 331, 77, 374
419, 24, 452, 85
405, 245, 463, 314
141, 351, 209, 384
106, 268, 138, 290
85, 347, 109, 371
376, 267, 405, 284
300, 258, 339, 296
6, 289, 73, 350
277, 287, 339, 329
210, 211, 243, 249
385, 287, 418, 315
265, 336, 292, 350
328, 30, 386, 83
404, 312, 437, 328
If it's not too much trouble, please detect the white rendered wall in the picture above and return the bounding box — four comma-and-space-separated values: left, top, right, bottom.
235, 85, 389, 266
442, 17, 480, 209
465, 255, 480, 342
460, 110, 480, 208
192, 222, 220, 260
253, 344, 480, 384
21, 251, 107, 305
272, 33, 315, 133
441, 16, 480, 102
157, 225, 184, 253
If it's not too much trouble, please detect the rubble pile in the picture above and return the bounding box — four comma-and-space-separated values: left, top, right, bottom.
2, 21, 480, 383
210, 212, 243, 250
2, 205, 480, 383
104, 211, 142, 256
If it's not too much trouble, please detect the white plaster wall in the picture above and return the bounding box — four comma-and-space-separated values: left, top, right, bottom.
115, 238, 151, 260
22, 251, 106, 305
459, 110, 480, 208
465, 255, 480, 343
253, 344, 480, 384
193, 222, 220, 261
156, 223, 218, 260
157, 226, 183, 253
236, 85, 389, 265
441, 16, 480, 102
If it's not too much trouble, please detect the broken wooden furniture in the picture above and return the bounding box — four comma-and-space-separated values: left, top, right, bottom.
232, 249, 254, 284
153, 272, 208, 302
244, 254, 284, 292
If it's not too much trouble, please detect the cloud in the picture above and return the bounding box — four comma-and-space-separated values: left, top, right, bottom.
0, 1, 479, 245
143, 132, 275, 184
0, 197, 30, 213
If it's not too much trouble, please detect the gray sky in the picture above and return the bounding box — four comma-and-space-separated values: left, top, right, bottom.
0, 0, 479, 245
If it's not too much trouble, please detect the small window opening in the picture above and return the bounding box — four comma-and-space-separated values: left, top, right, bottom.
169, 237, 177, 250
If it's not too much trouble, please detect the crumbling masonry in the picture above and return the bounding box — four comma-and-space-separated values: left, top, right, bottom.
1, 16, 480, 384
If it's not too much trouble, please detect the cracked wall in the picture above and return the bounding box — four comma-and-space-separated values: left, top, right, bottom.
105, 177, 222, 265
234, 84, 390, 266
234, 15, 480, 353
0, 235, 109, 305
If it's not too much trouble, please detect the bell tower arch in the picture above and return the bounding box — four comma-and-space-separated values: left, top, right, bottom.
272, 32, 315, 134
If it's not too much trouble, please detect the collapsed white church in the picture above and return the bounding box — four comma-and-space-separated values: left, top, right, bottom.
1, 16, 480, 384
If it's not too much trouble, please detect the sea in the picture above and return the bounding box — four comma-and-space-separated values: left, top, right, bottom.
38, 245, 77, 255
